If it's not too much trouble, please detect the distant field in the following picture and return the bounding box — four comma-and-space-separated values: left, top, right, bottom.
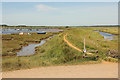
2, 27, 118, 71
93, 27, 118, 35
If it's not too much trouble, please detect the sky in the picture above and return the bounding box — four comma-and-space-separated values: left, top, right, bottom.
2, 2, 118, 26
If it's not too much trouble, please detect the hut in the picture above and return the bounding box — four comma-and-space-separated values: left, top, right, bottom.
19, 32, 31, 35
19, 32, 24, 35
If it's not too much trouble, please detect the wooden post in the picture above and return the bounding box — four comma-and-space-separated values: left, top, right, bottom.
84, 38, 85, 50
83, 38, 86, 58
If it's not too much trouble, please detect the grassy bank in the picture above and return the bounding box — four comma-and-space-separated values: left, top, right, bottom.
92, 27, 118, 35
66, 27, 118, 59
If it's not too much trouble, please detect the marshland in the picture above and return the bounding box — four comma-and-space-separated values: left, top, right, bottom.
2, 26, 118, 71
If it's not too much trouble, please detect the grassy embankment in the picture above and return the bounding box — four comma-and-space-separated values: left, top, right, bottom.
66, 27, 118, 62
2, 27, 118, 71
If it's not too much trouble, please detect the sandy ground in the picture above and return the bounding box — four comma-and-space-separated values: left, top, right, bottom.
2, 62, 118, 78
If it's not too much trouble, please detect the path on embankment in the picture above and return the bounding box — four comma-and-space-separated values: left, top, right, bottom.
63, 34, 93, 55
63, 34, 82, 52
3, 62, 118, 78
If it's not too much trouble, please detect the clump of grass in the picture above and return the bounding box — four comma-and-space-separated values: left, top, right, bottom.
104, 57, 118, 63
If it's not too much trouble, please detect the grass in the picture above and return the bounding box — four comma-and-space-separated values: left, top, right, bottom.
66, 27, 118, 59
104, 57, 118, 63
92, 27, 118, 35
2, 27, 118, 71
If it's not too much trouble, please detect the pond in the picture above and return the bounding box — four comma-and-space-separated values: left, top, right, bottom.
2, 29, 64, 34
95, 31, 117, 40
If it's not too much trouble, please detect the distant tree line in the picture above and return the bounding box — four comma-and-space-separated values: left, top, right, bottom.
1, 24, 120, 27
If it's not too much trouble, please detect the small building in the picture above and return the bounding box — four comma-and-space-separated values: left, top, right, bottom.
19, 32, 24, 35
19, 32, 30, 35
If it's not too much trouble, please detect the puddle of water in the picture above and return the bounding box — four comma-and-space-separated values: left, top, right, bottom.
17, 40, 46, 56
95, 31, 117, 40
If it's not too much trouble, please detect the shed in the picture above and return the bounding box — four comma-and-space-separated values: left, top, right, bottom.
19, 32, 23, 35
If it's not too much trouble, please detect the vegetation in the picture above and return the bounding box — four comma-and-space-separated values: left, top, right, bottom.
66, 27, 118, 59
2, 27, 118, 71
104, 57, 118, 63
2, 32, 99, 71
2, 32, 58, 56
92, 27, 118, 35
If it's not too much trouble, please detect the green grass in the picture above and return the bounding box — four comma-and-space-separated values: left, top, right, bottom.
104, 57, 118, 63
66, 27, 118, 59
92, 27, 118, 35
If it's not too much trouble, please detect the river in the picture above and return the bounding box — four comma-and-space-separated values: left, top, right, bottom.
2, 29, 64, 34
95, 31, 117, 40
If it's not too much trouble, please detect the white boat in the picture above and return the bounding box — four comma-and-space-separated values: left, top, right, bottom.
17, 29, 20, 31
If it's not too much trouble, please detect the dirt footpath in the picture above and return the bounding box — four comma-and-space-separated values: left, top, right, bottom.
2, 62, 118, 78
63, 34, 93, 55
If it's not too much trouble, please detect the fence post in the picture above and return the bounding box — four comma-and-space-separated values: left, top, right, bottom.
83, 38, 86, 58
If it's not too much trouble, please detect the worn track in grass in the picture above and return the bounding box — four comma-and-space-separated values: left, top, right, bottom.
63, 34, 93, 55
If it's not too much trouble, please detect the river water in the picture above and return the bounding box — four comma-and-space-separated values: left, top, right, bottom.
2, 29, 64, 34
95, 31, 117, 40
17, 40, 46, 56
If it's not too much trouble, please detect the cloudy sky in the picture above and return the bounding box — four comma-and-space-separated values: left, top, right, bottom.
2, 2, 118, 26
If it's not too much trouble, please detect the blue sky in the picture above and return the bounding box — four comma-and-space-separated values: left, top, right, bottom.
2, 2, 118, 26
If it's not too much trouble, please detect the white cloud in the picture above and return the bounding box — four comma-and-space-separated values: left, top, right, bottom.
35, 4, 58, 11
